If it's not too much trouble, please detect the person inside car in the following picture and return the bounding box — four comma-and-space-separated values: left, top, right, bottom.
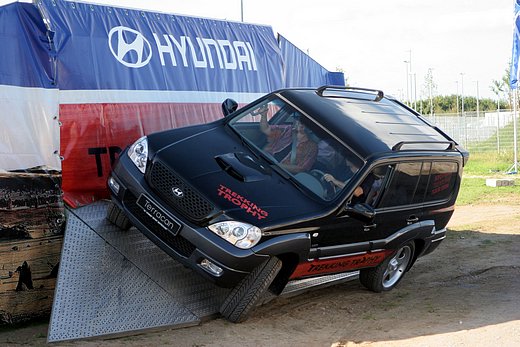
350, 166, 388, 206
322, 155, 360, 191
259, 108, 318, 174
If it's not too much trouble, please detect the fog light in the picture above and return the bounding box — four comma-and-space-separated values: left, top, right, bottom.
200, 259, 223, 276
108, 176, 120, 194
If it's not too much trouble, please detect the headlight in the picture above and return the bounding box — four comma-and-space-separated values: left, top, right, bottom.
127, 136, 148, 173
208, 221, 261, 249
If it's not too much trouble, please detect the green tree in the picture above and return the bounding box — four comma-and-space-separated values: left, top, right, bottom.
490, 63, 513, 108
415, 95, 506, 114
421, 68, 437, 115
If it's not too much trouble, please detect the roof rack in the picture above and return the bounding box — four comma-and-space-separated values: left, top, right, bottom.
316, 85, 384, 102
392, 141, 457, 151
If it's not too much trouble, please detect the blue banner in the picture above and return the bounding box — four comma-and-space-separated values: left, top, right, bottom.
0, 2, 60, 172
510, 0, 520, 89
279, 34, 344, 88
37, 0, 284, 93
2, 0, 344, 206
0, 2, 55, 88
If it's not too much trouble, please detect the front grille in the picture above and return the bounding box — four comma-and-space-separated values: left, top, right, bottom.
124, 194, 196, 258
148, 161, 215, 222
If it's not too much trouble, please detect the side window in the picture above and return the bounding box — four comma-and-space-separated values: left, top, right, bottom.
412, 162, 432, 204
378, 161, 458, 208
379, 162, 422, 208
425, 162, 459, 202
351, 165, 392, 206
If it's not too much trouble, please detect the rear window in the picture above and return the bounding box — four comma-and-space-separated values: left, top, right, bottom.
425, 162, 459, 202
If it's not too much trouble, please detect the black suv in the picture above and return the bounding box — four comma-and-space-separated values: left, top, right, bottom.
107, 86, 468, 322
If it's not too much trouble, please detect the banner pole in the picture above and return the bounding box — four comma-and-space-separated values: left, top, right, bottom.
514, 89, 518, 173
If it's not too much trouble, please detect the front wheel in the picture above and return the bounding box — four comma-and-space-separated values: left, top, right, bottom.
220, 256, 282, 323
359, 242, 415, 292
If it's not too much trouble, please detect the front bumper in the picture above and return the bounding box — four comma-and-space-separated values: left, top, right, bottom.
108, 154, 269, 288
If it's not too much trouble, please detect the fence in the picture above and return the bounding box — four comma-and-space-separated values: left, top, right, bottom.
424, 110, 520, 156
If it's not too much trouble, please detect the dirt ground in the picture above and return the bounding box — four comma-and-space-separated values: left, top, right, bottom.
1, 202, 520, 347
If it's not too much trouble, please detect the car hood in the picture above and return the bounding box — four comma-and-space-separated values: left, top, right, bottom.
147, 124, 325, 228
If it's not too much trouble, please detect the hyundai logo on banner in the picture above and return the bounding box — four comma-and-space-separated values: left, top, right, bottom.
38, 0, 285, 92
108, 26, 153, 68
108, 25, 258, 72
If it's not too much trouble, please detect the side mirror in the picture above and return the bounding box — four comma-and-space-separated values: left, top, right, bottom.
222, 98, 238, 117
345, 203, 376, 223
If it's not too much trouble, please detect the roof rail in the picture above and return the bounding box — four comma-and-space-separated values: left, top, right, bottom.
316, 85, 384, 102
392, 141, 457, 151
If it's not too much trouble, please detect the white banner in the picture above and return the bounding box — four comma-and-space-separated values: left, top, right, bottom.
0, 84, 60, 171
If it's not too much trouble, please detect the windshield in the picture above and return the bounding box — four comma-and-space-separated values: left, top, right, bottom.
228, 97, 363, 201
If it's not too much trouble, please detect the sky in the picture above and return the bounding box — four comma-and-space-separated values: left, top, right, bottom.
0, 0, 514, 100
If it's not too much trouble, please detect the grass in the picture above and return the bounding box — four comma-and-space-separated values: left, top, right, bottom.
426, 303, 436, 314
465, 120, 520, 162
362, 313, 376, 320
455, 151, 520, 206
456, 177, 520, 205
478, 239, 497, 248
462, 152, 517, 176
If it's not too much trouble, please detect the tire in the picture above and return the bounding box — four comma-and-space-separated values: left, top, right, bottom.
359, 241, 415, 293
220, 256, 282, 323
106, 201, 132, 230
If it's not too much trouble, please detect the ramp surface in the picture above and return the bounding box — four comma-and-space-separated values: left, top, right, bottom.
48, 201, 228, 342
49, 201, 357, 342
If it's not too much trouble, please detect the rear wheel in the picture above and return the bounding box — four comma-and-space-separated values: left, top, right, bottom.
220, 256, 282, 323
359, 241, 415, 292
106, 201, 132, 230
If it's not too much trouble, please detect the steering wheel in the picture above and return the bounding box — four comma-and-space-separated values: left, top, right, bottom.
310, 169, 337, 196
310, 169, 326, 182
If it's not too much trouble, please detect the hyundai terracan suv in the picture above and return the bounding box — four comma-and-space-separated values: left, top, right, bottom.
107, 86, 468, 322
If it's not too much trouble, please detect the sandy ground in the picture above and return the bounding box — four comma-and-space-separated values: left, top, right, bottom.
1, 202, 520, 347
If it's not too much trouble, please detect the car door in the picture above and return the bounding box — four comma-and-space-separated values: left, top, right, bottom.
370, 161, 428, 240
312, 161, 427, 257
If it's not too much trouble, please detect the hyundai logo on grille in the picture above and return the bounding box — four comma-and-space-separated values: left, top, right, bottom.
108, 26, 152, 68
172, 187, 184, 198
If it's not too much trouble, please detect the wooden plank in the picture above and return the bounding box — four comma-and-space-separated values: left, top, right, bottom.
0, 173, 64, 324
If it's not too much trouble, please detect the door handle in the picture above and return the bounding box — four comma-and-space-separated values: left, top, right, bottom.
363, 224, 377, 232
406, 216, 419, 225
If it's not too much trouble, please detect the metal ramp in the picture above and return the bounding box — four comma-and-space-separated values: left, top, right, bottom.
48, 201, 357, 342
